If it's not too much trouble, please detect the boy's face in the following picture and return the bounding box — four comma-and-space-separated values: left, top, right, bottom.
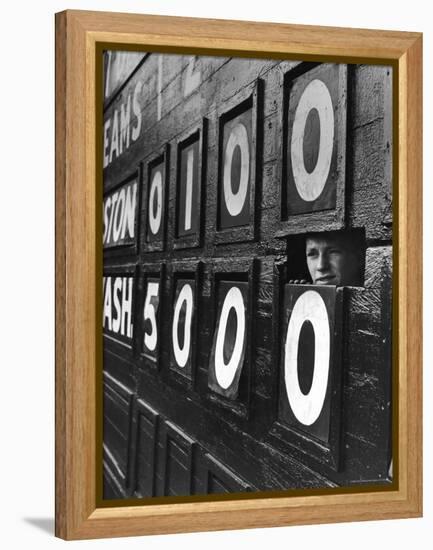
305, 235, 361, 286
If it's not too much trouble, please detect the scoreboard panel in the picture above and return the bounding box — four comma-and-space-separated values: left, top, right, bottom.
102, 52, 393, 498
143, 147, 170, 252
137, 264, 165, 370
208, 280, 249, 400
285, 64, 347, 217
174, 122, 207, 249
103, 177, 139, 250
275, 284, 344, 470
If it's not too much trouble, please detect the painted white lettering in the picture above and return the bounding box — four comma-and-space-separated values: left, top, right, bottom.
103, 277, 112, 330
119, 94, 131, 153
103, 119, 111, 168
112, 277, 122, 333
106, 191, 118, 245
112, 188, 126, 242
121, 182, 137, 239
109, 110, 119, 163
132, 80, 142, 141
121, 277, 134, 338
103, 196, 111, 244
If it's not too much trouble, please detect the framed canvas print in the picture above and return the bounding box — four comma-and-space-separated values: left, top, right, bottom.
55, 10, 422, 540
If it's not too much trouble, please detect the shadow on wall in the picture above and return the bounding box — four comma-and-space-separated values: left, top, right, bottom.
23, 518, 54, 535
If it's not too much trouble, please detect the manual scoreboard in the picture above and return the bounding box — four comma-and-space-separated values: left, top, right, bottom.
103, 52, 393, 498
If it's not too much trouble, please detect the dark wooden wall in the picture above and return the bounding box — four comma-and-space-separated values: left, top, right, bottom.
102, 52, 393, 498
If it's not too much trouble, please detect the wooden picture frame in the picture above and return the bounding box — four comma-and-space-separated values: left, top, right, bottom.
55, 9, 422, 540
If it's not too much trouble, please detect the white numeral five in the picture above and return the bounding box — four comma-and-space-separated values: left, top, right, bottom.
143, 282, 159, 351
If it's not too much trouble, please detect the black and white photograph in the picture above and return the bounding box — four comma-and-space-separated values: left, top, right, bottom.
0, 0, 430, 544
102, 50, 393, 499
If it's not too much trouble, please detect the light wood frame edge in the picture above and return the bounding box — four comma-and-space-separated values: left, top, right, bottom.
55, 9, 422, 540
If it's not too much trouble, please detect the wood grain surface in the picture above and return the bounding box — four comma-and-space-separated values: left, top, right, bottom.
55, 9, 422, 540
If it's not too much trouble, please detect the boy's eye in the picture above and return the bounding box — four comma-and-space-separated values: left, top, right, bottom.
307, 250, 318, 258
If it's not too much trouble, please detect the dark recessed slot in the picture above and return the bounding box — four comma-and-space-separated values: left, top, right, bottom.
286, 228, 366, 287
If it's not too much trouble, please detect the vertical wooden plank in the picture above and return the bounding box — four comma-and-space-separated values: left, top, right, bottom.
400, 36, 423, 514
161, 422, 195, 497
56, 10, 97, 539
55, 10, 67, 540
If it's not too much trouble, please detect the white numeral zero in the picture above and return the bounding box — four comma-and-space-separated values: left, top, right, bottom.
291, 79, 334, 202
172, 283, 194, 367
215, 286, 246, 389
284, 290, 330, 425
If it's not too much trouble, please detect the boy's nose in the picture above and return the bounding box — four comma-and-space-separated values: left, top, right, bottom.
317, 252, 329, 271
